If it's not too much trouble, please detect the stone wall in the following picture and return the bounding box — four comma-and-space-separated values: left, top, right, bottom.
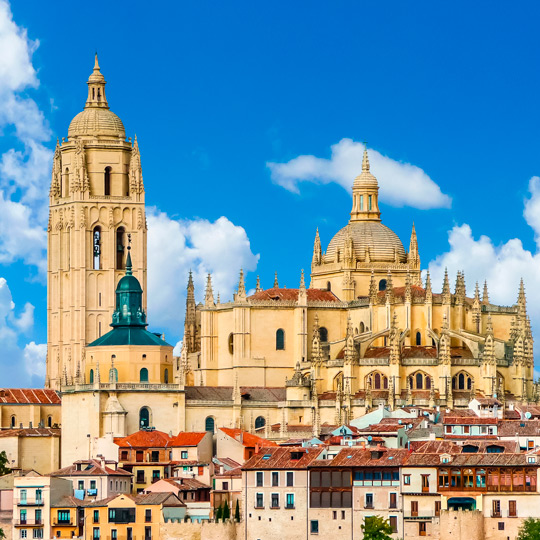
160, 520, 243, 540
439, 510, 484, 540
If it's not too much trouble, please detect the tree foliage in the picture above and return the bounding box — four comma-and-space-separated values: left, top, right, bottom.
222, 499, 230, 521
214, 504, 222, 521
234, 499, 240, 522
0, 451, 10, 476
0, 527, 5, 539
518, 518, 540, 540
361, 516, 394, 540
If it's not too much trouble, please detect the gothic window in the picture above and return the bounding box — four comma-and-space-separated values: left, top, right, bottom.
89, 369, 94, 384
276, 329, 285, 350
205, 416, 215, 433
255, 416, 266, 430
359, 322, 365, 333
452, 372, 473, 391
319, 327, 328, 342
104, 167, 112, 196
140, 368, 149, 383
416, 331, 421, 346
228, 334, 234, 354
93, 227, 101, 270
426, 377, 431, 390
116, 227, 125, 269
327, 282, 331, 291
410, 371, 430, 390
10, 415, 16, 428
379, 279, 387, 291
47, 416, 52, 428
416, 373, 424, 390
164, 369, 169, 384
367, 371, 388, 390
140, 407, 150, 429
109, 368, 118, 383
375, 373, 381, 389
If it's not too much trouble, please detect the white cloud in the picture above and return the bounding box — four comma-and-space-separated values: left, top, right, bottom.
268, 138, 451, 209
0, 0, 50, 275
146, 209, 260, 335
428, 177, 540, 362
23, 341, 46, 379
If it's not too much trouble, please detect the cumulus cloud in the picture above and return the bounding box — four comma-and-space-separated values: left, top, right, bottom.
23, 341, 47, 380
268, 138, 451, 209
0, 0, 51, 275
428, 177, 540, 362
146, 209, 260, 335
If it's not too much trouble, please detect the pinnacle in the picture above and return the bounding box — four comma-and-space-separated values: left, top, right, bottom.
362, 147, 370, 172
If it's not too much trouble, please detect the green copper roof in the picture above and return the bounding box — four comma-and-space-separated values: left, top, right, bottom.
87, 246, 171, 348
88, 326, 171, 347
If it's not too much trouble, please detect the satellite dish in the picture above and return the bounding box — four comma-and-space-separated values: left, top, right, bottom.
368, 435, 372, 441
408, 424, 413, 429
525, 412, 532, 419
398, 420, 402, 425
423, 411, 429, 416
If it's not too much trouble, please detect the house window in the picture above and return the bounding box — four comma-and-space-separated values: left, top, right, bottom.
121, 451, 128, 461
421, 474, 430, 491
89, 369, 94, 384
32, 531, 42, 539
181, 451, 188, 459
164, 369, 169, 384
365, 493, 373, 509
272, 472, 279, 487
256, 472, 263, 487
286, 494, 294, 509
58, 510, 71, 524
139, 407, 150, 428
389, 493, 397, 509
205, 416, 215, 433
435, 501, 441, 516
271, 493, 279, 508
276, 329, 285, 350
419, 522, 426, 536
104, 167, 112, 196
20, 531, 27, 539
144, 526, 151, 540
255, 493, 263, 508
509, 500, 517, 517
151, 451, 159, 462
47, 416, 52, 428
93, 511, 99, 524
368, 195, 372, 210
389, 516, 398, 533
140, 368, 149, 383
404, 475, 411, 485
286, 472, 294, 487
78, 481, 84, 490
310, 520, 319, 534
222, 482, 229, 490
152, 470, 160, 482
498, 522, 505, 530
90, 481, 96, 490
492, 500, 501, 517
145, 510, 151, 523
255, 416, 266, 430
416, 331, 421, 345
11, 415, 16, 428
111, 531, 117, 540
136, 471, 145, 483
411, 501, 418, 517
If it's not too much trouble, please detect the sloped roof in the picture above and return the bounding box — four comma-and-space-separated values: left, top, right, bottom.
498, 420, 540, 437
135, 492, 185, 506
243, 447, 323, 470
219, 428, 277, 448
0, 428, 60, 438
248, 288, 339, 302
0, 388, 60, 404
50, 459, 131, 477
114, 430, 172, 448
170, 432, 207, 447
185, 386, 285, 402
443, 417, 498, 425
312, 447, 410, 467
88, 327, 172, 347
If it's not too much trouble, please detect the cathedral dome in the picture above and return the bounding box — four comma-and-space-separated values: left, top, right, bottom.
324, 221, 407, 263
68, 108, 125, 139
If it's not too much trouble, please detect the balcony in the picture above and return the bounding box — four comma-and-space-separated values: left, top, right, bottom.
16, 499, 44, 506
53, 520, 74, 526
14, 519, 43, 526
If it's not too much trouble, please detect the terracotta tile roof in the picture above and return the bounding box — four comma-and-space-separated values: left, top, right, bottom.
0, 428, 60, 438
185, 386, 285, 402
51, 496, 96, 508
172, 461, 204, 467
312, 447, 410, 467
474, 398, 502, 406
243, 446, 323, 470
214, 457, 242, 470
0, 388, 61, 404
411, 440, 519, 454
498, 420, 540, 437
248, 288, 339, 303
50, 460, 131, 477
515, 405, 540, 418
170, 432, 207, 447
161, 477, 211, 491
114, 430, 172, 448
219, 428, 277, 448
406, 452, 535, 467
214, 466, 242, 478
505, 410, 521, 420
443, 417, 498, 425
135, 492, 185, 506
401, 346, 438, 359
377, 286, 426, 299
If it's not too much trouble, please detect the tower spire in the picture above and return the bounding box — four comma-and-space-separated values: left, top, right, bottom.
273, 271, 279, 289
204, 273, 214, 307
350, 147, 381, 222
482, 280, 489, 305
312, 228, 322, 266
255, 275, 262, 292
442, 268, 451, 304
85, 53, 108, 109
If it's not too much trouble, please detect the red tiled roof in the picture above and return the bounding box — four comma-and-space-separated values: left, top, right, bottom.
114, 430, 172, 448
50, 459, 131, 477
170, 432, 207, 447
312, 447, 410, 467
219, 428, 277, 448
377, 286, 426, 299
248, 288, 339, 303
0, 388, 60, 404
243, 447, 323, 470
0, 428, 60, 438
498, 420, 540, 437
443, 417, 498, 425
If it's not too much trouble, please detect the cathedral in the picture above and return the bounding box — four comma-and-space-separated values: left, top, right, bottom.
51, 58, 534, 466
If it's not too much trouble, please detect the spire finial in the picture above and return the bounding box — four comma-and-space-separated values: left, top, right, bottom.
94, 52, 100, 70
274, 271, 279, 289
482, 280, 489, 305
204, 273, 214, 307
362, 146, 370, 172
237, 269, 246, 298
255, 275, 261, 292
125, 234, 133, 275
299, 269, 305, 290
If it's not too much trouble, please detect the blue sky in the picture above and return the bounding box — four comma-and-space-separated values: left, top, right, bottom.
2, 1, 540, 386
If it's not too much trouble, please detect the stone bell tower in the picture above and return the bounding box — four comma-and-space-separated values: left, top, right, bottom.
46, 55, 147, 389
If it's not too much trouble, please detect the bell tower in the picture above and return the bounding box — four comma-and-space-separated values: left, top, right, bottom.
47, 55, 147, 389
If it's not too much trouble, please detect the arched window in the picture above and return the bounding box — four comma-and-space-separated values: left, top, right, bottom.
10, 415, 16, 428
452, 372, 473, 391
459, 373, 465, 389
379, 279, 387, 291
359, 322, 365, 333
276, 329, 285, 350
255, 416, 266, 430
93, 227, 101, 270
327, 282, 331, 292
375, 373, 381, 389
205, 416, 215, 433
140, 368, 149, 383
319, 327, 328, 342
89, 369, 94, 384
368, 195, 372, 211
228, 334, 234, 354
109, 367, 118, 383
63, 168, 69, 197
47, 416, 52, 428
116, 227, 125, 269
416, 331, 421, 346
140, 407, 150, 429
104, 167, 112, 196
426, 377, 431, 390
416, 373, 424, 390
164, 369, 169, 384
367, 372, 388, 390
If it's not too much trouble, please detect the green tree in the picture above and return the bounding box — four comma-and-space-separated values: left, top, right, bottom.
214, 504, 222, 522
518, 518, 540, 540
234, 499, 240, 522
361, 516, 393, 540
0, 527, 5, 539
222, 499, 230, 521
0, 451, 10, 476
